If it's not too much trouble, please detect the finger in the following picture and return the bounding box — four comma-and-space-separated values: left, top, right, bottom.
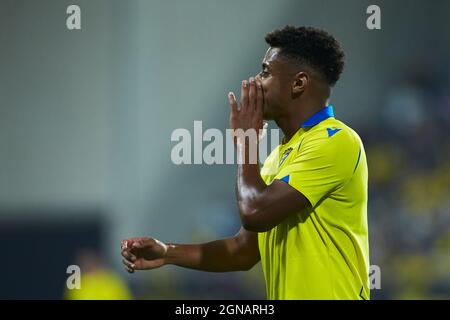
123, 258, 136, 270
240, 80, 249, 112
134, 259, 161, 270
259, 122, 268, 141
132, 240, 144, 249
256, 80, 263, 113
228, 92, 238, 116
255, 80, 264, 120
123, 265, 134, 273
121, 237, 146, 249
124, 265, 134, 273
121, 249, 136, 262
132, 238, 154, 249
121, 240, 128, 250
248, 77, 256, 112
125, 237, 150, 244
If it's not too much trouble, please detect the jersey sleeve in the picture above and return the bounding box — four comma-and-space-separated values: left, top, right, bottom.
274, 130, 360, 208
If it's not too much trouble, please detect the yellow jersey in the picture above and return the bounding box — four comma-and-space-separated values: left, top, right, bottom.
65, 269, 132, 300
258, 106, 370, 300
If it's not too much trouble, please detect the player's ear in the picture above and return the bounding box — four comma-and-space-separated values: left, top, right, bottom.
292, 71, 309, 97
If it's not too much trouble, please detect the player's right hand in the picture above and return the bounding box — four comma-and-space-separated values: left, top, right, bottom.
120, 237, 168, 273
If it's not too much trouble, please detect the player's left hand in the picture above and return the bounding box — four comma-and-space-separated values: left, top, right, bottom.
228, 77, 265, 145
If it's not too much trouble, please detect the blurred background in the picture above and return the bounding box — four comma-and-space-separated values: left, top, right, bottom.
1, 0, 449, 299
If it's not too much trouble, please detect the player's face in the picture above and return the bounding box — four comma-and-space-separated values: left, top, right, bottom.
254, 47, 295, 120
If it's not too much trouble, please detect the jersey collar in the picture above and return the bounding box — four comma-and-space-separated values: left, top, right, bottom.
301, 105, 335, 128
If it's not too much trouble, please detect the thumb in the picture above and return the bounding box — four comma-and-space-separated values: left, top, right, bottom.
132, 241, 144, 249
132, 238, 155, 249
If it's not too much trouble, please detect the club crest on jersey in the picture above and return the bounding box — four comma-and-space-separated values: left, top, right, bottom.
279, 147, 293, 166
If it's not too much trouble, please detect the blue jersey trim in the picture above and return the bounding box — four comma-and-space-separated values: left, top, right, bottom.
327, 127, 342, 137
353, 147, 362, 173
280, 175, 290, 183
301, 106, 334, 128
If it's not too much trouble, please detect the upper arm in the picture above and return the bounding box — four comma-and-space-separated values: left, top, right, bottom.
241, 180, 311, 232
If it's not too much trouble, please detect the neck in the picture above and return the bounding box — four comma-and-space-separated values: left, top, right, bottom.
275, 98, 328, 143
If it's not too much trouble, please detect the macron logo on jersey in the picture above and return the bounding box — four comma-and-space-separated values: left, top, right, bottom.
327, 127, 342, 138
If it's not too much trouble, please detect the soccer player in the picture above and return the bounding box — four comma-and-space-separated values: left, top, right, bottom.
121, 25, 370, 300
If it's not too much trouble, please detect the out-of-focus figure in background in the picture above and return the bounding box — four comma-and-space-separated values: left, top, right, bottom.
65, 249, 132, 300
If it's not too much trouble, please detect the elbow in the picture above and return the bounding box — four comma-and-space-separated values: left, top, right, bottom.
240, 260, 258, 271
240, 209, 273, 233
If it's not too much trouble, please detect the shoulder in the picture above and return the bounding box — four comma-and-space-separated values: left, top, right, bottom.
302, 118, 362, 153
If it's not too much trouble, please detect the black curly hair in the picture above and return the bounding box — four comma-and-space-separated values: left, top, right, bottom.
265, 25, 345, 86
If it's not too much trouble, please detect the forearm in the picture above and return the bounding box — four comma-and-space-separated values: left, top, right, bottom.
165, 236, 257, 272
235, 141, 270, 231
